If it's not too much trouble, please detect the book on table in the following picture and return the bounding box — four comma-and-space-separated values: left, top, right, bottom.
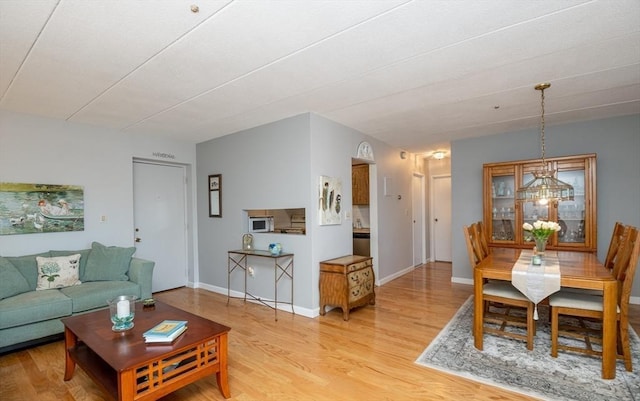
143, 320, 188, 343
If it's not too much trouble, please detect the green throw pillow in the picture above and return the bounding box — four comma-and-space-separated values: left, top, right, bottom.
0, 256, 31, 300
82, 242, 135, 282
50, 249, 91, 279
5, 252, 50, 290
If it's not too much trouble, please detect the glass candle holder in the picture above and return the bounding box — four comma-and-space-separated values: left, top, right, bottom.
107, 295, 137, 332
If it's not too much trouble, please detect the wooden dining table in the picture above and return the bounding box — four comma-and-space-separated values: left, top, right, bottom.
473, 247, 618, 379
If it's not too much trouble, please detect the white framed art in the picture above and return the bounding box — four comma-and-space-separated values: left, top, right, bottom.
318, 175, 342, 225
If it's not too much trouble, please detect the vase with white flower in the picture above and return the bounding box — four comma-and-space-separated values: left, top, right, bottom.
522, 220, 561, 255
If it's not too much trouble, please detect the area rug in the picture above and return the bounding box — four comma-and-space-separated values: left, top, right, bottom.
415, 296, 640, 401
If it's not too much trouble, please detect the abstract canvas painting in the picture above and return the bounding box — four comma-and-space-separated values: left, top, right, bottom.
318, 176, 342, 225
0, 182, 84, 235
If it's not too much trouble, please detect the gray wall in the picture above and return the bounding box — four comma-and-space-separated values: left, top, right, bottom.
196, 113, 421, 315
0, 110, 198, 260
451, 114, 640, 298
196, 114, 313, 310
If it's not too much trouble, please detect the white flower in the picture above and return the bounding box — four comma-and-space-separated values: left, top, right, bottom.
522, 220, 561, 241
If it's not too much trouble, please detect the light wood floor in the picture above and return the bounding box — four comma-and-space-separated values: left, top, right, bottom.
1, 262, 639, 401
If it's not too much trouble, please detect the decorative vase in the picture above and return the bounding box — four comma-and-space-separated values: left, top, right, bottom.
107, 295, 137, 332
534, 237, 548, 255
269, 243, 282, 255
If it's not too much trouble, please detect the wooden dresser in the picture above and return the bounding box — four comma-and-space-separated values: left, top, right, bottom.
319, 255, 375, 320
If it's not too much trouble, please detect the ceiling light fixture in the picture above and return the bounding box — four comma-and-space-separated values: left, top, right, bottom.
516, 83, 574, 205
432, 151, 446, 160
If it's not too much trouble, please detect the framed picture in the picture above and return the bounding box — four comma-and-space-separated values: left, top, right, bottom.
208, 174, 221, 217
0, 182, 85, 235
318, 175, 342, 225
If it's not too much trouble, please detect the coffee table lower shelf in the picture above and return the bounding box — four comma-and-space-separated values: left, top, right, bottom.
67, 344, 119, 399
66, 336, 228, 401
63, 324, 229, 401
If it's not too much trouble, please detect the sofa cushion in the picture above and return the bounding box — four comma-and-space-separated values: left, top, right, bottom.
5, 252, 50, 290
36, 254, 82, 290
0, 257, 31, 300
60, 281, 140, 313
0, 289, 72, 329
50, 249, 90, 279
83, 242, 135, 282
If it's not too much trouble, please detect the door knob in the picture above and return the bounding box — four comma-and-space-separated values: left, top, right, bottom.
135, 237, 142, 243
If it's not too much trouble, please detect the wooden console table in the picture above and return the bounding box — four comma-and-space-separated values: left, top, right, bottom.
319, 255, 375, 320
227, 250, 294, 320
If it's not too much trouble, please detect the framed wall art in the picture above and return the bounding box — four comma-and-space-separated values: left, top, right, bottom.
318, 175, 342, 225
0, 182, 84, 235
209, 174, 222, 217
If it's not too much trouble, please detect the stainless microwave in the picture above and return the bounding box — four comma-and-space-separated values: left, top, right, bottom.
249, 216, 274, 233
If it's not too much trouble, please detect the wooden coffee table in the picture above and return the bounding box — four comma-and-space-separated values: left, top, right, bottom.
61, 301, 231, 400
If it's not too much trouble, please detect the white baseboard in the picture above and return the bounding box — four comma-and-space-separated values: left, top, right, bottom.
451, 276, 473, 286
377, 264, 416, 286
193, 282, 317, 318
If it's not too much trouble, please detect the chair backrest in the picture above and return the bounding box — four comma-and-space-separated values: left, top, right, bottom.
604, 222, 626, 270
476, 221, 490, 258
463, 223, 485, 268
612, 225, 632, 280
614, 225, 640, 318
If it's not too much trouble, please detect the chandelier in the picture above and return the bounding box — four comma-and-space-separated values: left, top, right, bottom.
516, 83, 574, 205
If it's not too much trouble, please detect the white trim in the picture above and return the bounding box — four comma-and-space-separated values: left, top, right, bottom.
377, 265, 416, 286
195, 282, 316, 318
452, 277, 473, 286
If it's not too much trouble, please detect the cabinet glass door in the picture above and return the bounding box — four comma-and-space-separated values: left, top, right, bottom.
521, 171, 550, 243
556, 170, 586, 245
491, 175, 515, 242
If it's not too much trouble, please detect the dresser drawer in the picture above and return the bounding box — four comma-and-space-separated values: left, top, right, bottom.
348, 267, 374, 303
347, 259, 372, 272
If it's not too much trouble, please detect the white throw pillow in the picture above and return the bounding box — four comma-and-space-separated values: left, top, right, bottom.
36, 254, 82, 290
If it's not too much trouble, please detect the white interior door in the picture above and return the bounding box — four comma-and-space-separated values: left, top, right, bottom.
432, 175, 452, 262
133, 161, 188, 293
412, 174, 425, 266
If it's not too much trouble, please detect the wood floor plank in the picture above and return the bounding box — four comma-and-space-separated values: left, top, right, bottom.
1, 262, 638, 400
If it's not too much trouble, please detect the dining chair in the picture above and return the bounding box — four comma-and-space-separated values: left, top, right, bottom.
476, 221, 491, 259
464, 224, 536, 350
549, 225, 640, 371
605, 221, 627, 272
563, 222, 628, 297
464, 222, 485, 267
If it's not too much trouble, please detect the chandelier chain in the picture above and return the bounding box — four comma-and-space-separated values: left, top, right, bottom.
540, 86, 546, 164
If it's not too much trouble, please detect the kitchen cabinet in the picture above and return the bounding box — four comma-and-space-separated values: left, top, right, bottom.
319, 255, 375, 320
483, 153, 596, 252
352, 164, 369, 205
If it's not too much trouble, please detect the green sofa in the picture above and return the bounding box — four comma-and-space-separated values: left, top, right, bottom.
0, 242, 154, 352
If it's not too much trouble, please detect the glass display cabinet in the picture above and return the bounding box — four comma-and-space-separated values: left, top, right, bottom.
483, 154, 596, 252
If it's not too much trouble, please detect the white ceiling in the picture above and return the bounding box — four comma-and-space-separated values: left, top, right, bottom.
1, 0, 639, 155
